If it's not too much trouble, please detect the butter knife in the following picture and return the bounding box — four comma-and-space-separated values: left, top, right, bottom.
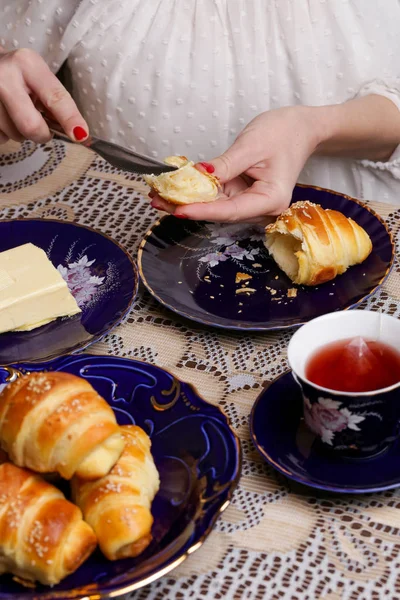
43, 116, 176, 176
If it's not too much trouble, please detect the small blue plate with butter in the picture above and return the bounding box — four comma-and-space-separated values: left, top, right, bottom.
0, 219, 138, 364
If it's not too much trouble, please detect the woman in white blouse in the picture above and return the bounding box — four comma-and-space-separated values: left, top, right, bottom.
0, 0, 399, 223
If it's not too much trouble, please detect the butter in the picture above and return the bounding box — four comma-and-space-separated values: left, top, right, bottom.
0, 243, 81, 334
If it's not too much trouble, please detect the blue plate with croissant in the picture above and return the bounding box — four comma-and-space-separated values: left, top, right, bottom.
138, 184, 394, 331
0, 355, 241, 599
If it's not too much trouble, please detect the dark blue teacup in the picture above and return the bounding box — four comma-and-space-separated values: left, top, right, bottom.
288, 311, 400, 457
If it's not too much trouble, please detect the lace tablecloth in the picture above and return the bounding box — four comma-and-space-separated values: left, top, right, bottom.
1, 140, 400, 600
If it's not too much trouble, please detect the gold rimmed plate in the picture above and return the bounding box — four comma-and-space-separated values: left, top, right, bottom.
138, 185, 394, 331
0, 354, 241, 599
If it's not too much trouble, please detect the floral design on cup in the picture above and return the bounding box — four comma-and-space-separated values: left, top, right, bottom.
303, 396, 366, 446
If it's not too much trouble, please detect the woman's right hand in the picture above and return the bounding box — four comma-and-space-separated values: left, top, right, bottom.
0, 48, 88, 144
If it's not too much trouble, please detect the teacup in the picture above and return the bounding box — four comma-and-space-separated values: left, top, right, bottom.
287, 310, 400, 457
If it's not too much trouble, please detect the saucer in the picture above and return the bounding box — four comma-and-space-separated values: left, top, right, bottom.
250, 371, 400, 494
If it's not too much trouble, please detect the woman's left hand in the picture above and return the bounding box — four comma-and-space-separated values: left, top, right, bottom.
149, 106, 322, 223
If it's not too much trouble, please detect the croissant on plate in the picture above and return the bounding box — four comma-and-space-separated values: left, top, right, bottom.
72, 425, 160, 561
264, 201, 372, 286
144, 155, 220, 205
0, 372, 125, 480
0, 463, 97, 586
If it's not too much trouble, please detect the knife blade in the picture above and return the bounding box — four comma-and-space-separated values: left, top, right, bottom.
43, 116, 176, 175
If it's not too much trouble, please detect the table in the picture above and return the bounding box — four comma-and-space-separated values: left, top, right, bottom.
1, 139, 400, 600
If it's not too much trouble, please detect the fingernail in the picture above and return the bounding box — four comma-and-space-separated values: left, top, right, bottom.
200, 162, 215, 174
151, 200, 162, 209
175, 214, 188, 219
73, 126, 88, 141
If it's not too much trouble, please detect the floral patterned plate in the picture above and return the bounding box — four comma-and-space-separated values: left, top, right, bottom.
0, 354, 241, 599
250, 371, 400, 493
0, 219, 138, 364
138, 185, 394, 331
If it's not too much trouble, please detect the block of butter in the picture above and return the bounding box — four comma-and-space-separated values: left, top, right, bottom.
0, 243, 81, 334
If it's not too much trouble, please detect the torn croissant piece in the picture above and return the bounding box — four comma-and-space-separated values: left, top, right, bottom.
72, 425, 160, 561
0, 372, 125, 480
265, 201, 372, 286
144, 155, 220, 205
0, 463, 97, 586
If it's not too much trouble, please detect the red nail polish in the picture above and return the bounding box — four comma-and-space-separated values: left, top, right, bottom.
200, 162, 215, 174
73, 126, 88, 141
175, 214, 188, 219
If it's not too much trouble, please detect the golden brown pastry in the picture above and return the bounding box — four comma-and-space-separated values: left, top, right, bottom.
0, 449, 8, 465
0, 463, 96, 586
264, 201, 372, 286
72, 425, 160, 561
0, 372, 125, 480
144, 155, 220, 205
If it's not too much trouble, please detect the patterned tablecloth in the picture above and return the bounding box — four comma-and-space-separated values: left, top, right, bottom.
1, 140, 400, 600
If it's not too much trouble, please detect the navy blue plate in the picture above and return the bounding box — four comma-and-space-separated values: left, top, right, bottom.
138, 185, 394, 331
0, 354, 241, 599
0, 219, 138, 364
250, 371, 400, 494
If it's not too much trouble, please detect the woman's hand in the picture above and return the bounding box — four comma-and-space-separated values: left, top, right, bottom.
150, 106, 321, 223
150, 94, 400, 223
0, 48, 88, 144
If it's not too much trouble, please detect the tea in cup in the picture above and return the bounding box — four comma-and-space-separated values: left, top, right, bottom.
287, 310, 400, 456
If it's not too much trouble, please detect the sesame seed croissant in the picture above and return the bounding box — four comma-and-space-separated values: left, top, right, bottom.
71, 425, 160, 561
0, 463, 96, 586
0, 372, 125, 480
264, 201, 372, 286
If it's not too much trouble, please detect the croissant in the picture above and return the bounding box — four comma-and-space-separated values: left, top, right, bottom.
0, 372, 125, 480
264, 201, 372, 286
0, 463, 96, 586
144, 155, 220, 205
72, 425, 160, 561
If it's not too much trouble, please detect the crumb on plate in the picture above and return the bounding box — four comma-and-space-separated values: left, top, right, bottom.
235, 272, 253, 284
236, 288, 257, 295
